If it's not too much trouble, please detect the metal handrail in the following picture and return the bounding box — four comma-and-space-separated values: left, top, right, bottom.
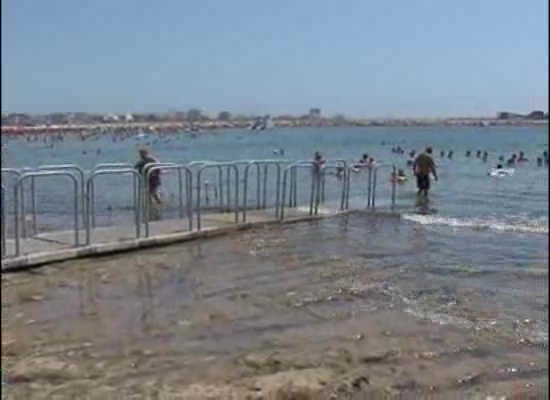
371, 164, 397, 210
85, 169, 143, 245
92, 163, 133, 171
320, 165, 348, 212
188, 161, 227, 210
196, 163, 239, 230
1, 185, 6, 256
242, 160, 284, 222
1, 168, 26, 237
321, 159, 348, 206
34, 164, 86, 232
90, 163, 135, 227
143, 164, 193, 236
279, 162, 319, 220
13, 171, 79, 256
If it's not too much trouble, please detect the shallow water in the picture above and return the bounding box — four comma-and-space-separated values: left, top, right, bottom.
2, 126, 548, 233
2, 215, 548, 397
1, 126, 548, 397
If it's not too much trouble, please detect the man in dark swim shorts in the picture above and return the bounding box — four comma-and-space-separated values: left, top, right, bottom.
135, 148, 162, 204
413, 147, 438, 197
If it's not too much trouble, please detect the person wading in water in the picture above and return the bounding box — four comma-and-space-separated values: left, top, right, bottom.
135, 148, 162, 219
412, 147, 438, 198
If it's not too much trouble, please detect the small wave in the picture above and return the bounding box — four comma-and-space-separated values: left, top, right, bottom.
295, 206, 336, 216
402, 214, 548, 234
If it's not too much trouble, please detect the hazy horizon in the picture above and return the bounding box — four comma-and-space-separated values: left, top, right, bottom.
1, 110, 548, 120
2, 0, 548, 117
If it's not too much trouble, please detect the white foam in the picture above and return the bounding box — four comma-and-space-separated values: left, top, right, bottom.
488, 168, 514, 177
295, 206, 335, 216
402, 214, 549, 234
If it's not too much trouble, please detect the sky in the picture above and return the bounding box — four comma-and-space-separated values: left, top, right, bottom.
1, 0, 548, 117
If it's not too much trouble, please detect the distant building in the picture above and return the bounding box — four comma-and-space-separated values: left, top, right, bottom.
309, 108, 322, 119
125, 114, 134, 122
218, 111, 232, 121
526, 110, 545, 120
499, 110, 546, 120
187, 108, 203, 122
4, 113, 34, 126
103, 114, 120, 123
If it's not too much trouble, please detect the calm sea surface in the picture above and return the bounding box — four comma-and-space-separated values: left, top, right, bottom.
2, 126, 549, 354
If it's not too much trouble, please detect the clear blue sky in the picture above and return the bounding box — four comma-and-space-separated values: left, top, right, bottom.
2, 0, 548, 117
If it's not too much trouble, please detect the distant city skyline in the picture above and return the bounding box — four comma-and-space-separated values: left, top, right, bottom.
1, 0, 548, 117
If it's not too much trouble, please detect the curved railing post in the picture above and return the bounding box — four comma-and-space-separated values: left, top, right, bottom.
188, 161, 224, 212
242, 160, 285, 222
279, 162, 317, 220
262, 164, 268, 209
141, 162, 177, 225
36, 164, 86, 231
391, 165, 397, 211
85, 169, 143, 245
143, 164, 193, 237
319, 165, 348, 212
196, 163, 239, 230
366, 167, 373, 208
371, 164, 395, 209
1, 168, 25, 237
91, 163, 134, 228
13, 171, 79, 257
1, 185, 6, 257
242, 164, 252, 222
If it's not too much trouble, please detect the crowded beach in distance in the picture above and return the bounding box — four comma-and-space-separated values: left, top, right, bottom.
1, 109, 548, 139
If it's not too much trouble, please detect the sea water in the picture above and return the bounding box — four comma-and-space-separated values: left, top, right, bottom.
2, 125, 548, 395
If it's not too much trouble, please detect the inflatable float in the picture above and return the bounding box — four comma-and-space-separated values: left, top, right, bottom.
488, 168, 514, 177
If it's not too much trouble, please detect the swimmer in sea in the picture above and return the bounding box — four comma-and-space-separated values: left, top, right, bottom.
413, 147, 438, 198
391, 168, 407, 183
313, 151, 326, 176
507, 154, 517, 166
440, 150, 445, 157
355, 153, 368, 168
476, 150, 482, 158
313, 151, 325, 165
518, 151, 528, 162
482, 151, 488, 161
447, 150, 453, 159
537, 157, 543, 167
367, 157, 376, 169
465, 150, 471, 157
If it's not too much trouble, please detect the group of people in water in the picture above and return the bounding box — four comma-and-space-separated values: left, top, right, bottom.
311, 145, 548, 199
7, 128, 545, 206
312, 148, 437, 197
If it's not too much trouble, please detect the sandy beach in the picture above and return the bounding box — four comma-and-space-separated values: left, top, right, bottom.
2, 223, 546, 399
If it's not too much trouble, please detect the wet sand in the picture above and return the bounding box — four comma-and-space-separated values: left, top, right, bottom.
2, 220, 548, 399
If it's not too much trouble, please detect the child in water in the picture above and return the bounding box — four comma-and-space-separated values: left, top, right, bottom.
391, 168, 407, 183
